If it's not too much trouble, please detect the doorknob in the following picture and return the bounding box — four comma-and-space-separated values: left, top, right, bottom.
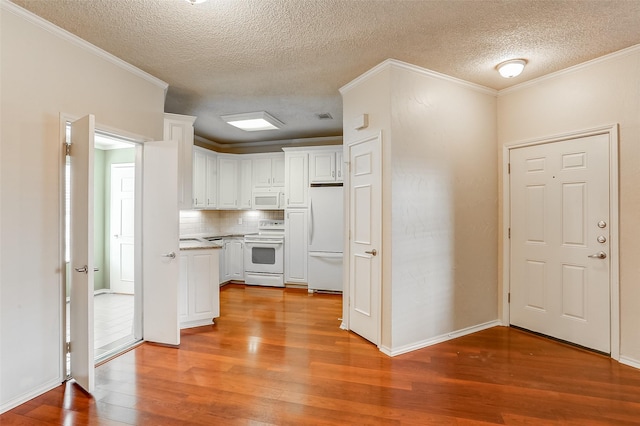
162, 252, 176, 259
74, 265, 88, 274
588, 251, 607, 259
365, 249, 377, 256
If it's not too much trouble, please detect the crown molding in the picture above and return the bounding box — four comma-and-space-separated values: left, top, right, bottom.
498, 44, 640, 96
195, 135, 343, 151
2, 0, 169, 95
340, 58, 497, 97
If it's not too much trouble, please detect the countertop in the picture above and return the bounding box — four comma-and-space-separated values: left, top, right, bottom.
179, 233, 255, 250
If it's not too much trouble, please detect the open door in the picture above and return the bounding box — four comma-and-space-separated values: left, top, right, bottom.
142, 140, 180, 345
69, 114, 95, 393
348, 134, 382, 345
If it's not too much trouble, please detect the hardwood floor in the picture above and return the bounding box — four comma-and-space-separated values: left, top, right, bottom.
3, 284, 640, 425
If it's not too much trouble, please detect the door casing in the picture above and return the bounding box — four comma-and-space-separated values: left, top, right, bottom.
501, 124, 620, 360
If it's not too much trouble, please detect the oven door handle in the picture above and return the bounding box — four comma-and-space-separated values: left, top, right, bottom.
244, 240, 284, 245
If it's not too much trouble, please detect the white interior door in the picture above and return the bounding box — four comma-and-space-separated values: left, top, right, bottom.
510, 134, 610, 353
348, 135, 381, 345
69, 114, 95, 393
142, 140, 180, 345
110, 164, 135, 294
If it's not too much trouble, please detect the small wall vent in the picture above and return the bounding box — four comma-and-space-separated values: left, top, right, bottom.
316, 112, 333, 120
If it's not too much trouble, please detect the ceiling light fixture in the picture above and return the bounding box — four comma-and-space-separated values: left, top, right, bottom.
496, 59, 527, 78
221, 111, 284, 132
184, 0, 207, 4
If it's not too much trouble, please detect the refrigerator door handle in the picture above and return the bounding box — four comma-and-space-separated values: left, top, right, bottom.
308, 198, 313, 243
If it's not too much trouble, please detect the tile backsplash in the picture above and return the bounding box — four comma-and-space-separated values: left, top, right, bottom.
179, 210, 284, 236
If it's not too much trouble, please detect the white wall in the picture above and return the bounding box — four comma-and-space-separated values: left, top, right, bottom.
497, 46, 640, 365
342, 60, 499, 354
0, 2, 166, 411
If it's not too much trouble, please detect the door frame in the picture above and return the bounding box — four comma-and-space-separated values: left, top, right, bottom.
501, 124, 620, 360
341, 132, 383, 347
59, 113, 150, 377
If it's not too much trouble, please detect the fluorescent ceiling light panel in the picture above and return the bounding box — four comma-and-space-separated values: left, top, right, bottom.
221, 111, 284, 131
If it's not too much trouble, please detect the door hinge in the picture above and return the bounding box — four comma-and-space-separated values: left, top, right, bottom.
66, 342, 71, 353
508, 228, 511, 239
508, 293, 511, 303
64, 143, 71, 156
507, 163, 511, 174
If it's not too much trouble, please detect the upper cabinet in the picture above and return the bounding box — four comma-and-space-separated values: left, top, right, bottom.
252, 154, 285, 190
309, 147, 344, 184
218, 156, 239, 209
193, 146, 217, 209
284, 150, 309, 208
163, 113, 196, 210
238, 158, 253, 209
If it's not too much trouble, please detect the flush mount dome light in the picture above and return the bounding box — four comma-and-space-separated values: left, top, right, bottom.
496, 59, 527, 78
221, 111, 284, 131
185, 0, 207, 4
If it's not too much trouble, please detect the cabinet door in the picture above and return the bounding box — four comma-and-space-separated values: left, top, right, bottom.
218, 157, 239, 209
285, 209, 308, 283
309, 152, 336, 183
252, 157, 272, 189
272, 155, 285, 187
285, 152, 308, 208
335, 150, 344, 182
238, 159, 253, 209
192, 148, 207, 208
190, 252, 217, 320
205, 153, 217, 209
230, 240, 244, 280
164, 114, 196, 210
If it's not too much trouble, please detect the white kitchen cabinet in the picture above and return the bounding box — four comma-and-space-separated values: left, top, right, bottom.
179, 248, 220, 329
164, 113, 196, 210
335, 150, 344, 182
223, 238, 244, 281
309, 148, 343, 184
283, 150, 308, 208
192, 147, 207, 208
218, 156, 239, 209
192, 146, 217, 209
238, 158, 253, 209
285, 208, 308, 284
205, 153, 218, 208
252, 154, 285, 189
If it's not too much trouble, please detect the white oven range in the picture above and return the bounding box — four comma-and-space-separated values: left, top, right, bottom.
244, 220, 285, 287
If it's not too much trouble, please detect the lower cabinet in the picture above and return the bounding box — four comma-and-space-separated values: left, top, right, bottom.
220, 238, 244, 284
285, 208, 308, 283
179, 248, 220, 329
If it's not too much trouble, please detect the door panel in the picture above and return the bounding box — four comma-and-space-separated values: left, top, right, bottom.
348, 135, 381, 345
510, 134, 610, 353
110, 164, 135, 294
69, 114, 95, 393
142, 140, 180, 345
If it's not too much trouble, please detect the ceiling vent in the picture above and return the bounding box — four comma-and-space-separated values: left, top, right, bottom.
316, 112, 333, 120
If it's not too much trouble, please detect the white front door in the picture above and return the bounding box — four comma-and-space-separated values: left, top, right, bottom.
69, 114, 95, 393
510, 134, 611, 353
348, 135, 382, 345
110, 164, 135, 294
142, 140, 180, 346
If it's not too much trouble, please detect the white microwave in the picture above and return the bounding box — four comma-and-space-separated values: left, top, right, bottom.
252, 191, 284, 210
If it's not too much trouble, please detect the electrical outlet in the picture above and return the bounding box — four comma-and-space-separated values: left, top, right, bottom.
237, 217, 243, 225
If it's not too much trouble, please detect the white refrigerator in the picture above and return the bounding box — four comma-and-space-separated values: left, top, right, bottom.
308, 185, 344, 292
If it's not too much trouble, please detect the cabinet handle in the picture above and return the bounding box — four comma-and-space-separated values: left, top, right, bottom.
332, 170, 335, 177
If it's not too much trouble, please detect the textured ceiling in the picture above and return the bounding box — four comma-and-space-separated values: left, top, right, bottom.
10, 0, 640, 146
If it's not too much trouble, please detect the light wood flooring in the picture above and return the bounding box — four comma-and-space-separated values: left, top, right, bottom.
4, 284, 640, 425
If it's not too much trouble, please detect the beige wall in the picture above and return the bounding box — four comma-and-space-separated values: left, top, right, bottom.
342, 61, 499, 353
497, 47, 640, 364
0, 4, 166, 411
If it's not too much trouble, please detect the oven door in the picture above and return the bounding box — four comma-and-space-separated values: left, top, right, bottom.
244, 239, 284, 274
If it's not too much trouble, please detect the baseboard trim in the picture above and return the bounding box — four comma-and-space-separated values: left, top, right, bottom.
382, 320, 502, 357
619, 356, 640, 370
0, 378, 62, 414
